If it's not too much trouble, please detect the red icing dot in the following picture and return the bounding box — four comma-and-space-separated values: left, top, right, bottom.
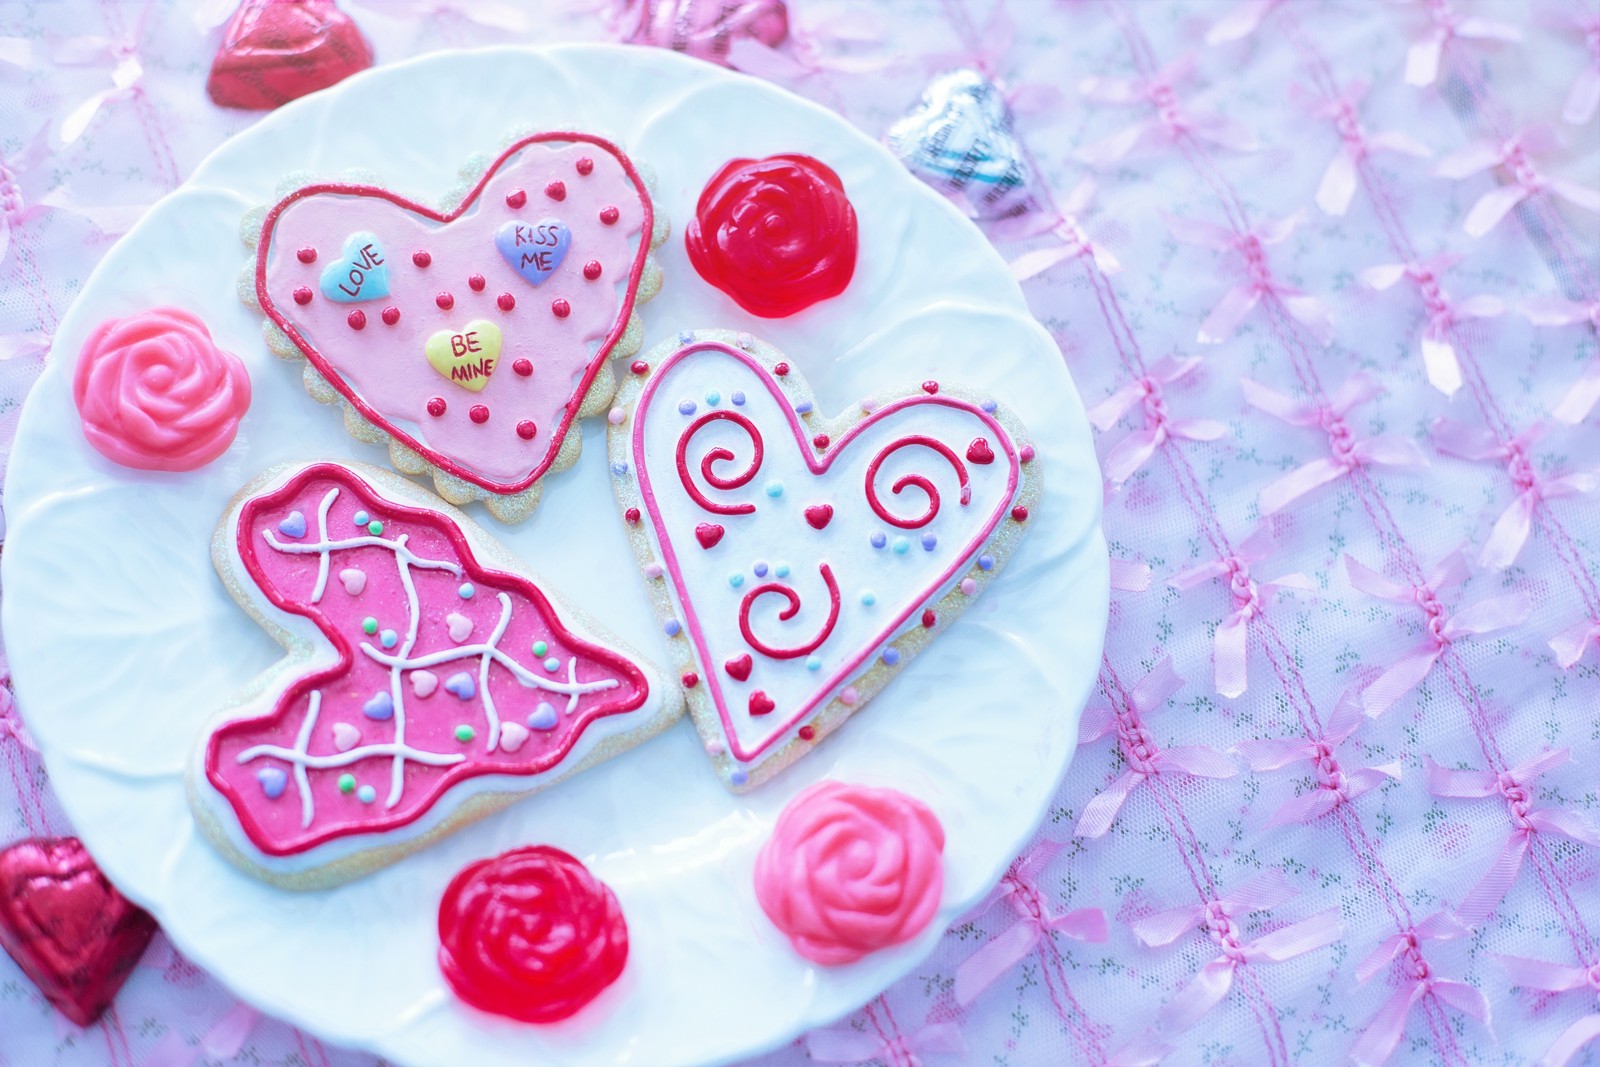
546, 180, 567, 201
516, 420, 537, 440
1011, 505, 1030, 522
413, 250, 432, 268
551, 298, 571, 318
583, 260, 602, 280
576, 157, 594, 176
600, 206, 620, 225
437, 292, 455, 310
631, 360, 649, 375
468, 274, 486, 292
512, 358, 533, 376
381, 306, 400, 326
813, 433, 830, 449
296, 246, 317, 264
347, 309, 366, 330
505, 189, 526, 209
773, 362, 790, 377
437, 845, 628, 1024
798, 725, 816, 741
921, 609, 937, 629
293, 286, 313, 305
681, 671, 699, 689
922, 380, 939, 394
470, 405, 490, 424
685, 154, 858, 318
427, 397, 447, 417
497, 292, 516, 311
624, 507, 641, 524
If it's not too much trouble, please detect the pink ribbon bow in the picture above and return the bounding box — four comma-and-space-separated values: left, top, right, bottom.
1075, 658, 1236, 839
1087, 357, 1226, 486
1426, 749, 1600, 924
1430, 418, 1599, 569
1433, 126, 1600, 239
1300, 77, 1433, 217
1360, 254, 1505, 396
805, 1021, 966, 1067
1404, 0, 1521, 88
1008, 178, 1122, 280
1233, 688, 1401, 825
1244, 373, 1428, 516
1556, 10, 1600, 126
1078, 53, 1259, 167
1550, 616, 1600, 669
52, 33, 147, 145
1351, 911, 1487, 1067
1110, 557, 1153, 593
1131, 870, 1342, 1034
1345, 550, 1532, 716
1205, 0, 1283, 45
349, 0, 535, 32
143, 1002, 261, 1067
1164, 212, 1334, 346
954, 839, 1108, 1005
1169, 522, 1314, 698
1497, 954, 1600, 1067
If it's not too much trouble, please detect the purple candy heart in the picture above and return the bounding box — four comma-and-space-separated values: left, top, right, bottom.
443, 671, 476, 700
256, 766, 288, 799
278, 511, 307, 538
362, 691, 394, 721
495, 219, 570, 286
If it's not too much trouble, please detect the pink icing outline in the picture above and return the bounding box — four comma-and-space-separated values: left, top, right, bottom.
205, 462, 651, 856
632, 342, 1023, 763
254, 133, 654, 496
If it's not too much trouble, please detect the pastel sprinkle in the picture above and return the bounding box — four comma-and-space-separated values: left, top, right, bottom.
870, 532, 887, 549
861, 399, 878, 413
729, 573, 745, 588
731, 391, 746, 405
730, 770, 749, 786
644, 562, 664, 579
754, 561, 768, 577
981, 399, 998, 412
544, 656, 561, 672
678, 330, 695, 344
357, 785, 377, 804
611, 462, 630, 477
765, 481, 784, 498
861, 591, 876, 606
840, 686, 859, 705
921, 532, 938, 551
444, 672, 476, 700
455, 724, 476, 743
608, 407, 626, 425
257, 767, 287, 799
705, 390, 721, 405
893, 537, 910, 555
806, 655, 822, 671
795, 400, 813, 414
337, 774, 356, 794
367, 520, 384, 536
458, 583, 475, 599
775, 564, 790, 578
361, 616, 378, 635
353, 510, 369, 526
379, 628, 398, 649
528, 702, 558, 730
706, 739, 725, 756
961, 578, 979, 595
882, 647, 901, 666
979, 554, 995, 571
531, 640, 548, 657
664, 619, 681, 637
736, 332, 755, 350
679, 399, 697, 415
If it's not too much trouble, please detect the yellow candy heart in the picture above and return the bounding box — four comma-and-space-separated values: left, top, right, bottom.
424, 321, 502, 393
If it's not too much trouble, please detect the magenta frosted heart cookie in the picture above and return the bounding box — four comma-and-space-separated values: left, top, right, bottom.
241, 131, 668, 522
190, 461, 682, 888
608, 331, 1040, 791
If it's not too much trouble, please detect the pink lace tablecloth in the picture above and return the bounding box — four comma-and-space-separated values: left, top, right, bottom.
3, 1, 1598, 1065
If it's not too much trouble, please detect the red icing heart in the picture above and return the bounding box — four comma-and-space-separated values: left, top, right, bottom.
206, 0, 373, 111
695, 522, 725, 549
966, 437, 995, 465
725, 654, 753, 681
0, 837, 157, 1027
804, 504, 834, 529
748, 691, 776, 716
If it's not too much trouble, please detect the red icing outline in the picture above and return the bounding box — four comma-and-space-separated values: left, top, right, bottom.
254, 133, 654, 496
205, 463, 651, 856
863, 435, 970, 529
676, 410, 764, 516
738, 564, 841, 659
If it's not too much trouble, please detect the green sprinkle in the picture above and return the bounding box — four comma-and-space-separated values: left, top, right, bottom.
338, 773, 356, 794
532, 640, 548, 657
455, 724, 476, 743
361, 617, 379, 635
367, 520, 384, 536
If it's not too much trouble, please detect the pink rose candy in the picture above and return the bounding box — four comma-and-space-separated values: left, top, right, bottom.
754, 781, 945, 965
72, 307, 251, 472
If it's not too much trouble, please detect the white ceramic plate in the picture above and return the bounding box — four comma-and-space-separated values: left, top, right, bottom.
2, 45, 1106, 1067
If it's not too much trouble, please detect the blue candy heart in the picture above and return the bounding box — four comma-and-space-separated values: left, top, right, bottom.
278, 511, 307, 538
319, 231, 390, 303
495, 219, 570, 286
362, 691, 394, 721
444, 671, 476, 700
527, 702, 558, 731
256, 766, 288, 799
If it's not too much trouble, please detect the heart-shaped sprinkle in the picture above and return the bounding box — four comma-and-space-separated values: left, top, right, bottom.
922, 380, 939, 394
528, 702, 559, 730
318, 231, 389, 303
410, 670, 438, 698
444, 672, 476, 700
362, 691, 394, 721
748, 690, 776, 716
495, 219, 570, 286
339, 568, 366, 595
332, 722, 361, 751
256, 766, 288, 798
425, 320, 502, 393
695, 522, 726, 549
725, 654, 754, 681
804, 504, 834, 530
278, 511, 307, 538
446, 612, 474, 642
498, 721, 530, 753
966, 437, 995, 464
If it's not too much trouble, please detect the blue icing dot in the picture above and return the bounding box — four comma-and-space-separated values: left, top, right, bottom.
979, 554, 995, 571
353, 510, 369, 526
731, 391, 746, 406
775, 563, 790, 578
357, 785, 377, 804
256, 767, 288, 799
678, 399, 697, 415
380, 628, 398, 649
611, 461, 630, 477
458, 582, 475, 599
921, 532, 938, 551
705, 390, 721, 406
795, 400, 813, 414
664, 619, 681, 637
870, 531, 887, 549
529, 702, 559, 730
861, 591, 876, 606
730, 769, 749, 786
892, 537, 910, 555
882, 647, 901, 666
765, 481, 783, 498
543, 656, 561, 673
729, 573, 745, 588
806, 655, 822, 671
753, 561, 768, 577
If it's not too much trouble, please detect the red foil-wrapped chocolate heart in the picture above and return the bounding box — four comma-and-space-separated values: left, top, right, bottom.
206, 0, 374, 111
0, 836, 157, 1026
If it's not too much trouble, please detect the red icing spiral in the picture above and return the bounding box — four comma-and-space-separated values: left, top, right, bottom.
864, 434, 971, 529
437, 845, 628, 1024
739, 563, 841, 659
676, 410, 764, 516
685, 154, 858, 318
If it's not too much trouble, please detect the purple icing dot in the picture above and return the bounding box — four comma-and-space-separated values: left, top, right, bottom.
870, 531, 887, 549
731, 391, 746, 406
882, 647, 901, 666
979, 554, 995, 571
678, 399, 697, 415
795, 400, 813, 414
256, 766, 288, 799
444, 671, 476, 700
678, 330, 695, 344
981, 400, 998, 413
753, 561, 768, 577
921, 532, 938, 551
611, 461, 630, 477
664, 619, 681, 637
730, 769, 749, 786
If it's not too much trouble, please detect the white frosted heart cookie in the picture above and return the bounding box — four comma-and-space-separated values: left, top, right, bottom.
607, 330, 1041, 791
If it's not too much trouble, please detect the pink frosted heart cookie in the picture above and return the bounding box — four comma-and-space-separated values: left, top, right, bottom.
190, 461, 682, 888
608, 330, 1041, 791
243, 132, 668, 522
